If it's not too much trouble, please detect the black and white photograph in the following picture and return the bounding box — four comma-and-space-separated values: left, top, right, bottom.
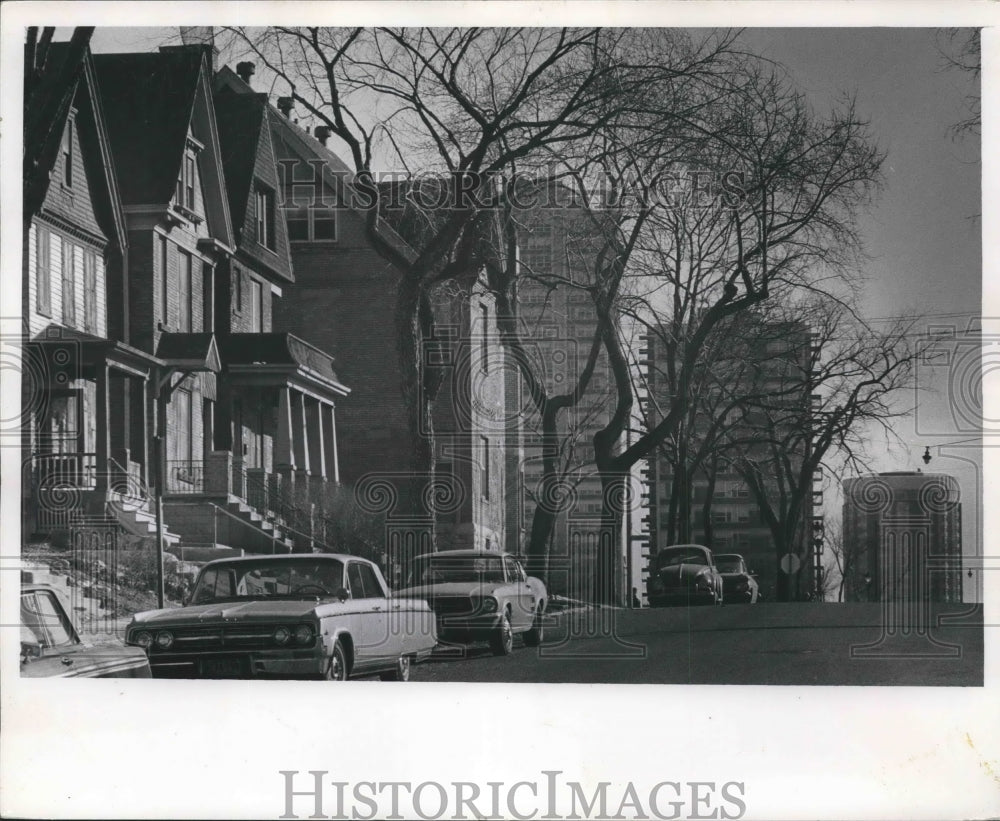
2, 3, 997, 820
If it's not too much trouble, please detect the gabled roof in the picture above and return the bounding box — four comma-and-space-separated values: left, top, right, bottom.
92, 46, 234, 249
24, 41, 127, 253
91, 50, 203, 207
212, 90, 265, 239
155, 332, 221, 372
214, 65, 416, 267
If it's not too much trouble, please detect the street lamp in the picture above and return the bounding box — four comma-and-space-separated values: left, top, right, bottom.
922, 446, 932, 465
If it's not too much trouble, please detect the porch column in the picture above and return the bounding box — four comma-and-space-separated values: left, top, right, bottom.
95, 363, 110, 493
324, 403, 340, 484
293, 391, 310, 475
138, 374, 150, 488
275, 387, 295, 471
306, 398, 326, 480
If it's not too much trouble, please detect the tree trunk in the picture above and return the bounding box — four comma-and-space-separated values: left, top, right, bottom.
524, 404, 562, 587
597, 471, 628, 606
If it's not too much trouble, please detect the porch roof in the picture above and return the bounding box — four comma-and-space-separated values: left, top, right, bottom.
32, 324, 164, 378
218, 333, 349, 398
155, 332, 221, 373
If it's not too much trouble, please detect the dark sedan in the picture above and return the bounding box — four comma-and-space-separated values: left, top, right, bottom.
21, 584, 151, 678
646, 544, 724, 607
714, 553, 760, 604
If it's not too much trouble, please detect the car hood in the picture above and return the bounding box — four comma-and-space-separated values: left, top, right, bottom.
395, 582, 503, 599
131, 600, 323, 626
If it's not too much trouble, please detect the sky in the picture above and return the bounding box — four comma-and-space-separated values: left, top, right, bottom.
72, 25, 984, 598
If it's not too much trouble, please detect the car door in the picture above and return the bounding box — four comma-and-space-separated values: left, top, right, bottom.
346, 561, 391, 670
504, 557, 535, 629
20, 589, 95, 678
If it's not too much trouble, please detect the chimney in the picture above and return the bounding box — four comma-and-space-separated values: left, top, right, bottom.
179, 26, 218, 72
314, 126, 332, 146
277, 97, 295, 119
236, 61, 255, 84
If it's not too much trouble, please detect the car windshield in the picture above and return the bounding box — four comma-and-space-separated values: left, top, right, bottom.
21, 590, 76, 648
715, 557, 745, 573
190, 559, 345, 604
655, 548, 710, 569
404, 556, 505, 586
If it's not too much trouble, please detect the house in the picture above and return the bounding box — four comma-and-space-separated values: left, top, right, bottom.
22, 40, 167, 547
90, 44, 349, 556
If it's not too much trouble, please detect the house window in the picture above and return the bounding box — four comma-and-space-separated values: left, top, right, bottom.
286, 205, 337, 242
481, 436, 490, 500
62, 116, 74, 187
158, 236, 168, 326
248, 277, 263, 333
256, 187, 275, 250
35, 226, 51, 316
177, 148, 197, 211
61, 241, 75, 326
229, 265, 243, 314
83, 251, 97, 333
178, 250, 192, 332
480, 303, 489, 373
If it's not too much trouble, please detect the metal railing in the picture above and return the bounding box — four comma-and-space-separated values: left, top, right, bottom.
30, 452, 97, 532
165, 460, 205, 494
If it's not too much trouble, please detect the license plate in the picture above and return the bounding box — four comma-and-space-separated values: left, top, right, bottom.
199, 658, 243, 678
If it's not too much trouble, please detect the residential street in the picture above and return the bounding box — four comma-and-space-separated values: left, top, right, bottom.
412, 603, 984, 685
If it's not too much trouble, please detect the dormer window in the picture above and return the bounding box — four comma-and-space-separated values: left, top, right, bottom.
172, 137, 204, 223
62, 115, 74, 187
255, 186, 275, 251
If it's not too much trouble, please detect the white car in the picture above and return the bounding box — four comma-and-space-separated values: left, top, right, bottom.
126, 554, 437, 681
396, 550, 547, 655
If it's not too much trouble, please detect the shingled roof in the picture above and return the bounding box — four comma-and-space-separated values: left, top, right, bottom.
212, 90, 265, 240
91, 50, 203, 207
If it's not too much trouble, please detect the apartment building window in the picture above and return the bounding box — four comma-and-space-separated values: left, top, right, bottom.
481, 436, 490, 500
256, 187, 275, 250
480, 303, 489, 373
62, 116, 74, 187
248, 278, 263, 333
168, 388, 194, 464
178, 250, 192, 332
61, 242, 75, 325
83, 251, 97, 333
35, 226, 51, 316
286, 205, 337, 241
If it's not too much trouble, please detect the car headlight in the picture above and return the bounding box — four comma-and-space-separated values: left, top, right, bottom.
274, 626, 292, 645
132, 630, 153, 650
480, 597, 498, 614
695, 571, 712, 590
294, 624, 314, 646
154, 630, 174, 650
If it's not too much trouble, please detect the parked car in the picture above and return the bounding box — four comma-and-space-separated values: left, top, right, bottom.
646, 544, 724, 606
125, 555, 437, 681
396, 550, 547, 655
21, 583, 151, 678
714, 553, 760, 604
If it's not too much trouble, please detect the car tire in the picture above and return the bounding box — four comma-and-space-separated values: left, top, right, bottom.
379, 654, 411, 682
489, 611, 514, 656
523, 605, 545, 647
324, 640, 349, 681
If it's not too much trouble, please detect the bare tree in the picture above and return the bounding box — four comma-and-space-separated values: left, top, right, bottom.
937, 28, 980, 138
220, 27, 701, 521
591, 59, 884, 603
728, 300, 924, 600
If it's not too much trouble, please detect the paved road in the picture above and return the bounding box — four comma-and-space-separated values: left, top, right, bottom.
411, 602, 984, 685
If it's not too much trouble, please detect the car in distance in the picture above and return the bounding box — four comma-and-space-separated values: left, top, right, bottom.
646, 544, 724, 607
714, 553, 760, 604
396, 550, 546, 655
125, 554, 437, 681
21, 583, 152, 678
